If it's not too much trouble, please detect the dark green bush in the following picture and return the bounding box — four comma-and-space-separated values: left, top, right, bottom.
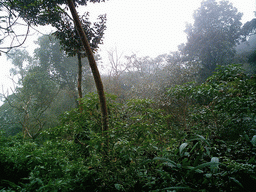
167, 64, 256, 140
0, 131, 101, 191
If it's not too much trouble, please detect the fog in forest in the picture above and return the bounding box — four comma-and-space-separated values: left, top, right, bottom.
0, 1, 256, 191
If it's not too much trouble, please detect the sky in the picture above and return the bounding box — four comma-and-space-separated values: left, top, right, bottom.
86, 0, 255, 57
0, 0, 255, 103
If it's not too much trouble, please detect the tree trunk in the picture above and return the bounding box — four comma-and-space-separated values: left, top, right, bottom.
66, 0, 108, 143
77, 52, 83, 113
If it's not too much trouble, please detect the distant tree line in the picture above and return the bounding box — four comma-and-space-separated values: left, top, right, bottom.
0, 0, 256, 138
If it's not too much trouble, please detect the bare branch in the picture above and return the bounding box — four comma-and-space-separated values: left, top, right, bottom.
0, 23, 30, 53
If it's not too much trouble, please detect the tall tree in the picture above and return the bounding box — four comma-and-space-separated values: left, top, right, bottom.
3, 0, 109, 140
53, 11, 106, 111
66, 0, 108, 141
7, 49, 32, 83
2, 55, 58, 138
180, 0, 243, 80
34, 35, 94, 107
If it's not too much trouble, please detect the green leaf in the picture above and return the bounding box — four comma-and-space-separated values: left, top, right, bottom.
189, 161, 220, 173
205, 173, 212, 178
230, 177, 243, 188
115, 183, 124, 191
179, 143, 188, 156
250, 135, 256, 147
210, 157, 219, 173
153, 157, 178, 168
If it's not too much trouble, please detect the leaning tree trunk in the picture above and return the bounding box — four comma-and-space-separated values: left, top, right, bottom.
66, 0, 108, 144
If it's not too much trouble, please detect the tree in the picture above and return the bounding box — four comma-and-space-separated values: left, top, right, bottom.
2, 64, 59, 138
180, 0, 243, 80
242, 18, 256, 38
2, 40, 94, 137
0, 96, 22, 136
3, 0, 109, 141
7, 49, 32, 83
66, 0, 108, 142
103, 48, 128, 101
34, 35, 95, 108
240, 17, 256, 74
103, 53, 168, 101
52, 10, 106, 112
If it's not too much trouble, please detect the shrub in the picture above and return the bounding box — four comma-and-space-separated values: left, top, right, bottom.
167, 64, 256, 140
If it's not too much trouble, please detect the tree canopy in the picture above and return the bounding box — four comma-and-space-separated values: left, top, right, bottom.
1, 0, 109, 137
180, 0, 243, 79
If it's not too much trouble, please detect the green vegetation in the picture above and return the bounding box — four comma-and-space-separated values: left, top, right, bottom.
1, 64, 256, 191
1, 0, 256, 191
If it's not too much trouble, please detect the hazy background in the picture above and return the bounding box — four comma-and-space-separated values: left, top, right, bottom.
0, 0, 255, 102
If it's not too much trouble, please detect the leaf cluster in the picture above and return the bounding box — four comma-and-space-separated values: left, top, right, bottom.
167, 64, 256, 140
4, 0, 105, 25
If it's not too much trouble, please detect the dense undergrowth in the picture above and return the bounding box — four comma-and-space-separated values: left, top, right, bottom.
1, 64, 256, 191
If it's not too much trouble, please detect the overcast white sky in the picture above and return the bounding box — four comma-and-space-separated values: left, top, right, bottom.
0, 0, 255, 103
87, 0, 255, 57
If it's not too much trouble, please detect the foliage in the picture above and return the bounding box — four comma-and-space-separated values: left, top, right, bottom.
3, 0, 109, 138
22, 67, 58, 110
53, 12, 106, 57
1, 66, 59, 138
1, 0, 256, 190
147, 134, 256, 192
167, 64, 256, 140
242, 18, 256, 38
34, 35, 95, 105
7, 49, 32, 83
1, 128, 256, 191
247, 50, 256, 73
0, 101, 22, 136
3, 0, 105, 26
34, 94, 172, 191
180, 0, 243, 80
0, 131, 99, 191
1, 80, 256, 191
1, 33, 97, 138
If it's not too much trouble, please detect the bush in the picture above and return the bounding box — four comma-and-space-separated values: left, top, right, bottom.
167, 64, 256, 140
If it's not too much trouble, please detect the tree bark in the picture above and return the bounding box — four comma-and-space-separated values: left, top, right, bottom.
66, 0, 108, 139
